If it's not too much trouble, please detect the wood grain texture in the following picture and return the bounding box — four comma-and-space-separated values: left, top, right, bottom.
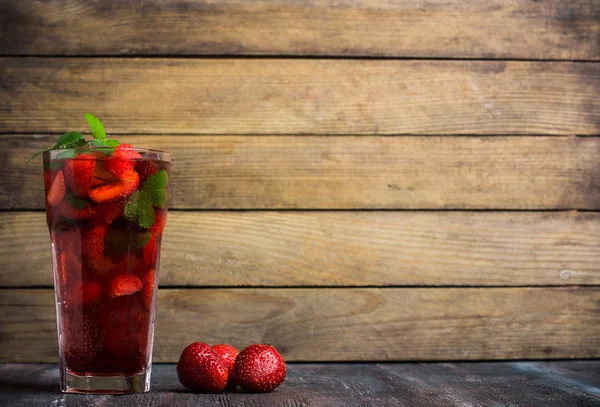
0, 363, 599, 407
2, 211, 599, 287
5, 135, 600, 210
0, 287, 598, 362
1, 59, 598, 135
0, 0, 598, 60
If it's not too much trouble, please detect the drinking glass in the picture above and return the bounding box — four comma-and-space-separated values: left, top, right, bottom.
43, 147, 170, 393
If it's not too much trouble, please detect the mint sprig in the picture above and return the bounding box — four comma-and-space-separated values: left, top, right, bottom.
28, 132, 85, 163
125, 191, 156, 229
28, 113, 120, 162
86, 113, 121, 150
84, 112, 106, 140
125, 170, 169, 228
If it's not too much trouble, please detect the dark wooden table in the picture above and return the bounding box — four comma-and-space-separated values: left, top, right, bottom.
1, 362, 599, 406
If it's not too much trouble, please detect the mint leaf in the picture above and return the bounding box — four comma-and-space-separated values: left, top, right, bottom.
142, 170, 168, 209
90, 140, 106, 147
124, 191, 155, 229
28, 113, 120, 162
66, 195, 90, 210
90, 138, 120, 155
56, 132, 84, 147
84, 112, 106, 140
28, 132, 85, 163
27, 148, 52, 163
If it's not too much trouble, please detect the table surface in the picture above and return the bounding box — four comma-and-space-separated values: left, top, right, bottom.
1, 362, 599, 407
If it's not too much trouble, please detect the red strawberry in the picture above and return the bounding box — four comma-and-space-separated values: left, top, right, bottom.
47, 170, 66, 207
64, 154, 96, 197
82, 224, 107, 262
108, 274, 143, 298
43, 170, 56, 192
142, 236, 158, 266
104, 144, 142, 180
88, 171, 139, 203
56, 250, 82, 287
234, 344, 286, 393
212, 344, 239, 388
177, 342, 229, 393
150, 209, 167, 236
141, 270, 155, 310
82, 224, 113, 279
136, 160, 157, 184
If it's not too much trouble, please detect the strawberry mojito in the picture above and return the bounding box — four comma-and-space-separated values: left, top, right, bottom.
34, 114, 170, 393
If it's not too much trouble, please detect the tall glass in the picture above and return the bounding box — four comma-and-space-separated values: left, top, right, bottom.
43, 147, 170, 393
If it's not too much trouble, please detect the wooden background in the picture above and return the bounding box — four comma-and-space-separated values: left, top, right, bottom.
0, 0, 599, 363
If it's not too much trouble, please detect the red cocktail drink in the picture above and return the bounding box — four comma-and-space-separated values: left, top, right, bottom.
43, 146, 170, 393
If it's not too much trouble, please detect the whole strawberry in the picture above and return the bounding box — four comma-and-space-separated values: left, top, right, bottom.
212, 344, 239, 388
64, 153, 96, 197
177, 342, 229, 393
234, 344, 286, 393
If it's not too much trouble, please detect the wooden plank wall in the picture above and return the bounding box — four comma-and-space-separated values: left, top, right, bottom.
0, 0, 599, 363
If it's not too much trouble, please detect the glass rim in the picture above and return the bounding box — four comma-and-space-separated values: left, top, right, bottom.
43, 146, 171, 162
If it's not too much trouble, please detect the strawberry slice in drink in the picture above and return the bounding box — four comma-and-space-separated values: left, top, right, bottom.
108, 274, 143, 298
47, 170, 66, 207
141, 271, 155, 311
89, 172, 139, 203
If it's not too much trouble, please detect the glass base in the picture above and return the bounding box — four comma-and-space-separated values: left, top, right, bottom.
61, 368, 151, 394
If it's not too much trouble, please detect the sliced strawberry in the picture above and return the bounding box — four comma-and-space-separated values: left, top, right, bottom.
88, 171, 139, 203
141, 270, 155, 310
136, 160, 157, 184
142, 236, 158, 266
47, 170, 66, 207
44, 170, 57, 192
64, 154, 96, 197
56, 250, 82, 287
96, 201, 123, 223
82, 224, 107, 261
104, 144, 142, 180
108, 274, 143, 298
56, 200, 96, 220
82, 224, 115, 279
150, 209, 167, 236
